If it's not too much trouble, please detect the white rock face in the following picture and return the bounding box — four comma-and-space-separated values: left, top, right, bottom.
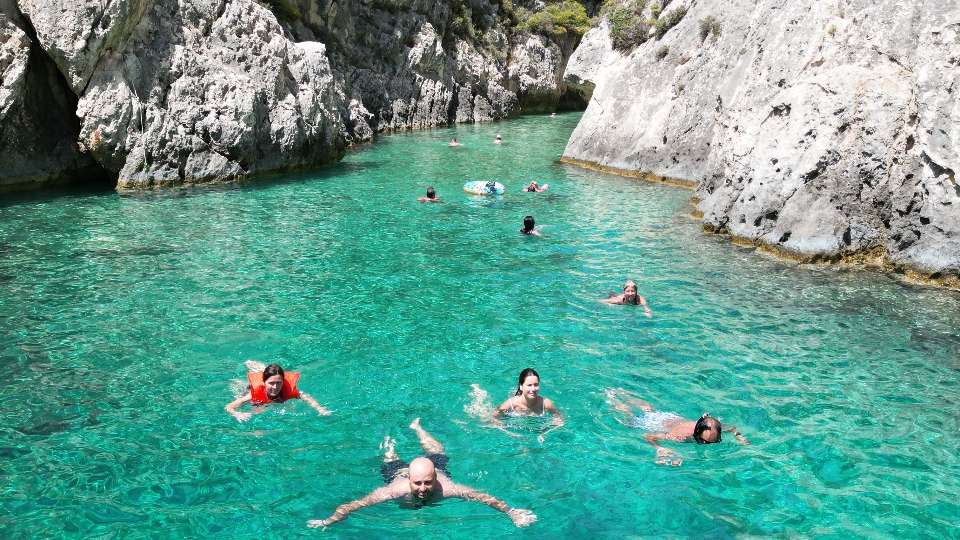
563, 0, 960, 277
0, 3, 102, 188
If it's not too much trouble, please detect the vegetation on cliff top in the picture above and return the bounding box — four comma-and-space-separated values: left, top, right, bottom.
602, 0, 688, 50
514, 1, 592, 39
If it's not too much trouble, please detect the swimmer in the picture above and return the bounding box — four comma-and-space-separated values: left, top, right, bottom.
522, 181, 549, 193
307, 418, 536, 529
494, 133, 503, 144
550, 112, 556, 118
448, 137, 461, 147
520, 215, 542, 237
601, 279, 652, 318
492, 368, 564, 443
605, 388, 748, 466
418, 186, 441, 203
224, 362, 331, 422
484, 180, 499, 195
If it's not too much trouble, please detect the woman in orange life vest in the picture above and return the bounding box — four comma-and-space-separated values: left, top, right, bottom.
225, 363, 331, 422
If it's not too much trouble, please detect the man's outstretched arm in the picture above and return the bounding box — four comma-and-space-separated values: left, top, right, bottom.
644, 433, 682, 466
724, 424, 749, 444
452, 485, 537, 527
307, 487, 397, 528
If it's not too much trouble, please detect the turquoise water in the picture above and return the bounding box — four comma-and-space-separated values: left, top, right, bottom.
1, 113, 959, 538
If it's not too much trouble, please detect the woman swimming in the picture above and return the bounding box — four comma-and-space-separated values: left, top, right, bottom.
492, 368, 564, 442
601, 279, 652, 318
225, 362, 331, 422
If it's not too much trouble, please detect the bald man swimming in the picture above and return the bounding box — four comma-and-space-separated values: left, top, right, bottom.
307, 418, 536, 529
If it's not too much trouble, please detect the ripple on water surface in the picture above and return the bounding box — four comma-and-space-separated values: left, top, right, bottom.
1, 113, 959, 538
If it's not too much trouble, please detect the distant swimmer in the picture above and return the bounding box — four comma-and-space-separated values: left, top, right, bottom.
307, 418, 536, 529
605, 388, 748, 466
520, 215, 542, 237
225, 362, 331, 421
448, 138, 461, 147
601, 279, 652, 317
418, 186, 441, 203
522, 181, 549, 193
494, 133, 503, 144
550, 112, 556, 118
492, 368, 564, 443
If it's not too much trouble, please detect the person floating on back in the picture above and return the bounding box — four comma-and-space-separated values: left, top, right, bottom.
418, 186, 441, 203
605, 388, 749, 466
522, 181, 549, 193
225, 361, 331, 421
520, 215, 541, 237
307, 418, 536, 529
601, 279, 652, 317
448, 138, 461, 147
491, 368, 564, 443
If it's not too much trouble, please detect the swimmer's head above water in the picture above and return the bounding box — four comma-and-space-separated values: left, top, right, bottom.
522, 215, 535, 234
622, 280, 639, 305
514, 367, 540, 399
262, 363, 286, 400
426, 186, 436, 199
692, 414, 722, 444
407, 457, 438, 500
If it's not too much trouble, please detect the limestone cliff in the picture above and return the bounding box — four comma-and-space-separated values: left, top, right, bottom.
0, 0, 589, 190
562, 0, 960, 281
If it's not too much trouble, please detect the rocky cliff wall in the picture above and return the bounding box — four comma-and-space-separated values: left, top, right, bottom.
562, 0, 960, 281
0, 0, 588, 190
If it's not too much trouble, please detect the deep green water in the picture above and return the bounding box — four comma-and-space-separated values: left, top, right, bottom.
1, 113, 959, 539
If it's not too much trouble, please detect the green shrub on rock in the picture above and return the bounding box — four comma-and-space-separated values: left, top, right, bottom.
607, 0, 650, 50
654, 5, 686, 39
698, 15, 722, 42
517, 1, 592, 39
654, 45, 668, 60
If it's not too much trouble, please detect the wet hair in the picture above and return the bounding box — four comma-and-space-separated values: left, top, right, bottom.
522, 215, 535, 233
262, 363, 285, 383
514, 368, 540, 395
426, 187, 436, 199
693, 415, 722, 444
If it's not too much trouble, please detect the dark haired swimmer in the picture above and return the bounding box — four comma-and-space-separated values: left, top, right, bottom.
601, 279, 652, 318
493, 368, 564, 443
418, 186, 441, 203
520, 215, 542, 237
307, 418, 536, 529
225, 362, 331, 421
522, 181, 548, 193
605, 388, 748, 466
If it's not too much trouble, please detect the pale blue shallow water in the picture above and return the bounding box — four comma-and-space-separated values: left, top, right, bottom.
1, 113, 959, 539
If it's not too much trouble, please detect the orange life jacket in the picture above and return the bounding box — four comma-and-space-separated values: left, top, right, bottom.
247, 371, 301, 404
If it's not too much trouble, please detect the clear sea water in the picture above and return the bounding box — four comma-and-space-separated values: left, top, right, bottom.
1, 113, 958, 539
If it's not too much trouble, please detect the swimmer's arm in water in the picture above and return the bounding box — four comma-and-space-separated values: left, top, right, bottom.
724, 425, 749, 444
537, 399, 565, 443
638, 296, 653, 318
300, 392, 332, 416
490, 400, 523, 438
451, 485, 537, 527
225, 392, 253, 422
307, 486, 399, 528
644, 433, 682, 466
599, 294, 622, 305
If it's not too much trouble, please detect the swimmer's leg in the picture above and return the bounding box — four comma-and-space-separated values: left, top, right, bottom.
465, 384, 494, 419
409, 417, 444, 455
604, 387, 654, 413
245, 359, 266, 373
379, 435, 407, 483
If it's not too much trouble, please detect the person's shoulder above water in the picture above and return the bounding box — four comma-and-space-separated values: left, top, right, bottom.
448, 137, 461, 147
600, 279, 652, 317
520, 215, 542, 237
224, 361, 332, 422
418, 186, 441, 203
